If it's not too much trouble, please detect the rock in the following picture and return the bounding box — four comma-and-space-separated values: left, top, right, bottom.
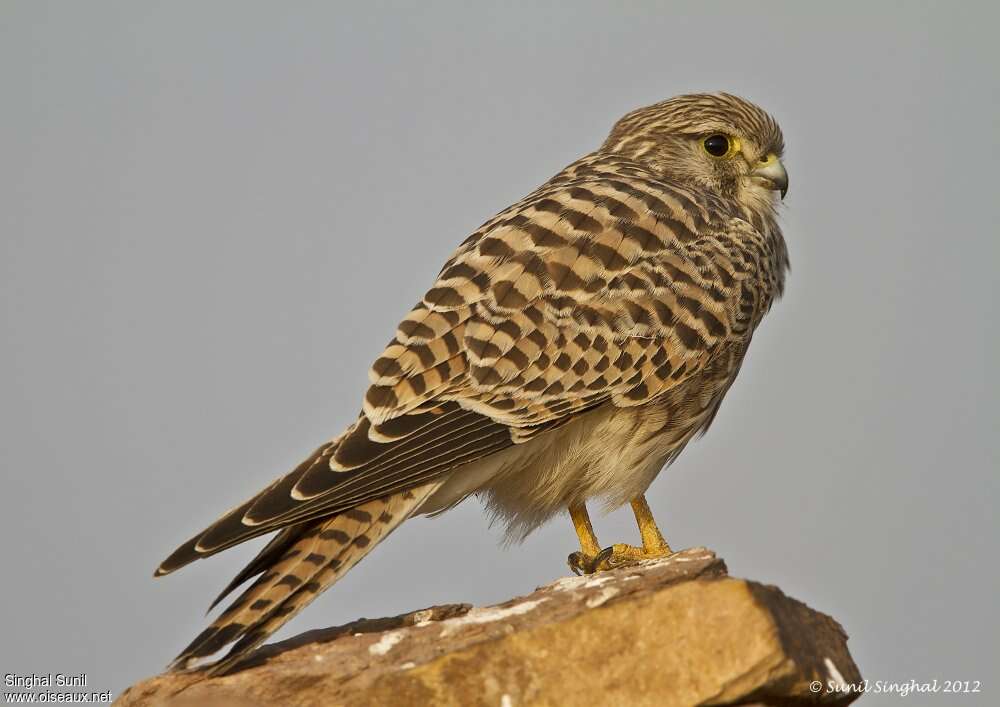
116, 548, 862, 706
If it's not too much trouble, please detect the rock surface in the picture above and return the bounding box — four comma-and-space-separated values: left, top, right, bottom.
116, 548, 862, 706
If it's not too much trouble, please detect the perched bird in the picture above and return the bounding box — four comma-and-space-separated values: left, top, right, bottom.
157, 92, 790, 673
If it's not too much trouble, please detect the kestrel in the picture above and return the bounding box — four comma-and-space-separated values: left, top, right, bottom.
157, 92, 790, 673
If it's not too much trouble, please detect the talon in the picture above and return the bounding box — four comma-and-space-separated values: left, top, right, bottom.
567, 552, 588, 576
592, 546, 617, 571
567, 550, 601, 575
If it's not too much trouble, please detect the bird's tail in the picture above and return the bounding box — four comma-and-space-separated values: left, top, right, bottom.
169, 481, 441, 675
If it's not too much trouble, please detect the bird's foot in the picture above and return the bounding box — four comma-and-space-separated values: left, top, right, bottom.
567, 543, 673, 575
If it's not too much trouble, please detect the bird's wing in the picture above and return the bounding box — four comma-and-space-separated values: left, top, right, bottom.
157, 156, 754, 577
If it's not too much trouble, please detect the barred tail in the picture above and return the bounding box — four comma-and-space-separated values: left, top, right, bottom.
169, 481, 440, 674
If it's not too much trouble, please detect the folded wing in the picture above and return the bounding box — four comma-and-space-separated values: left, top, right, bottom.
157, 155, 747, 581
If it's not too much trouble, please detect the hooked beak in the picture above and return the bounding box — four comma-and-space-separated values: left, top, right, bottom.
751, 154, 788, 200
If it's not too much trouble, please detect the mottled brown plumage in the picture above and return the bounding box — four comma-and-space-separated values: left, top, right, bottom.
157, 92, 790, 672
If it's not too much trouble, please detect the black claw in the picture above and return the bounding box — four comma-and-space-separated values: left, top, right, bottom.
593, 546, 616, 571
567, 552, 587, 576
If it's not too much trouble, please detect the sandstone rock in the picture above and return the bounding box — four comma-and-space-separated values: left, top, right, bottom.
116, 548, 861, 706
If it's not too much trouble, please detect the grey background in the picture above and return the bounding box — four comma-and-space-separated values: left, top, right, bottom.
2, 1, 997, 704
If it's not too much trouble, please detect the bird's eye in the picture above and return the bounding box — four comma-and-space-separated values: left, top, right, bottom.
702, 134, 733, 158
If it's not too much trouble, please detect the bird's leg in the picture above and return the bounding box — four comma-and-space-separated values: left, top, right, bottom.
630, 495, 672, 556
567, 495, 674, 575
566, 502, 603, 575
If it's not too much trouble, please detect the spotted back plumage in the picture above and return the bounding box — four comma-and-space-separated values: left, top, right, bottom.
157, 92, 790, 672
364, 150, 787, 429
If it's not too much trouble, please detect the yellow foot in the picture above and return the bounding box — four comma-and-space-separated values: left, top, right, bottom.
567, 543, 673, 575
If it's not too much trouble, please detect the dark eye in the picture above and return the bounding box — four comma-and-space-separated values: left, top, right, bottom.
702, 134, 731, 158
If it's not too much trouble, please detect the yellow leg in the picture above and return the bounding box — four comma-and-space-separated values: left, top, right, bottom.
569, 502, 601, 556
630, 495, 672, 555
566, 495, 673, 575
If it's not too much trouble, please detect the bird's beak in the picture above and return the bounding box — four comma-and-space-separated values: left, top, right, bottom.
751, 154, 788, 200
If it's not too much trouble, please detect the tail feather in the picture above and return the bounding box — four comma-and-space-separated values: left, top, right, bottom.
155, 441, 338, 577
170, 481, 441, 674
207, 521, 312, 613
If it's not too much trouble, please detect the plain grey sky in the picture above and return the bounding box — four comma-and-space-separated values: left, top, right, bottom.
2, 1, 998, 703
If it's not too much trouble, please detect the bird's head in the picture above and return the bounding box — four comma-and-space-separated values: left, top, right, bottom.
601, 93, 788, 214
